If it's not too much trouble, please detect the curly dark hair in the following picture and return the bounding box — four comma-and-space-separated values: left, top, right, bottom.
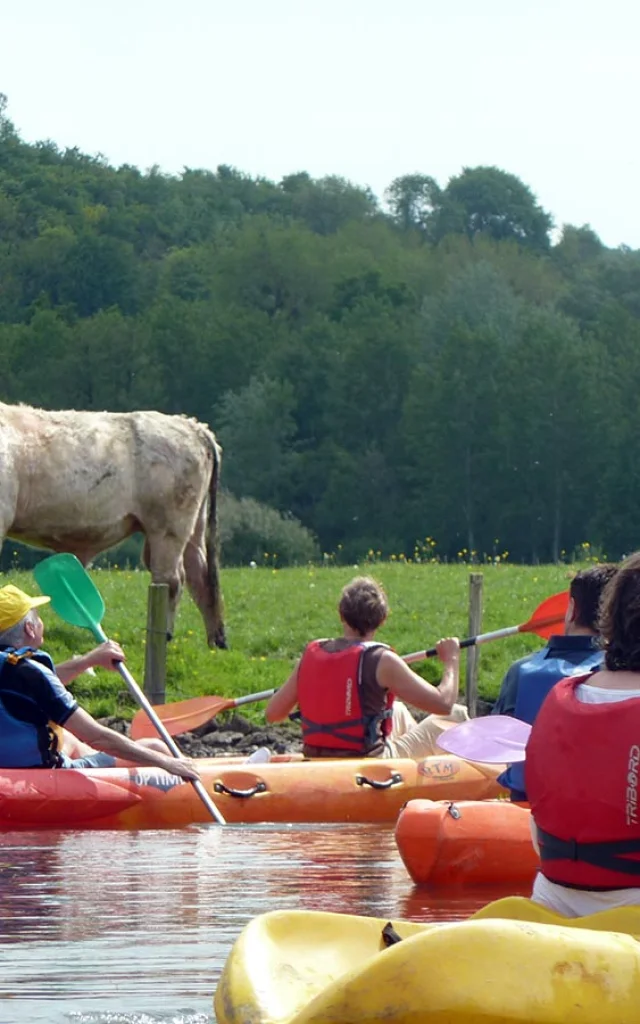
338, 576, 389, 635
599, 552, 640, 671
570, 563, 619, 630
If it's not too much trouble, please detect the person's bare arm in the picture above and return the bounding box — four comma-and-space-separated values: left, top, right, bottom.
56, 641, 125, 686
265, 662, 300, 722
63, 707, 199, 779
377, 638, 460, 715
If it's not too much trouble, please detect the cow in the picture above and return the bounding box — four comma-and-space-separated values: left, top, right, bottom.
0, 402, 227, 648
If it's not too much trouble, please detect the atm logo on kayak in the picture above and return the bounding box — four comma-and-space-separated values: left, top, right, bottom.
626, 745, 640, 826
418, 759, 460, 780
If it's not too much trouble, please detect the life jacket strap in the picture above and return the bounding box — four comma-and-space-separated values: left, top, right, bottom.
294, 709, 392, 748
296, 712, 369, 745
538, 827, 640, 876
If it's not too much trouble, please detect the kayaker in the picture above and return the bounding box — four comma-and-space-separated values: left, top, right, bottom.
0, 584, 200, 779
526, 552, 640, 916
492, 562, 617, 801
266, 575, 465, 759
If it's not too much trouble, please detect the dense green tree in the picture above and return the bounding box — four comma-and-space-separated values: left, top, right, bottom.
400, 323, 504, 555
433, 166, 553, 251
215, 376, 301, 509
385, 174, 441, 233
281, 173, 378, 234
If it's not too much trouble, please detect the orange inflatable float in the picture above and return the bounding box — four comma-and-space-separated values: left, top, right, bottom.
395, 798, 538, 886
0, 755, 506, 830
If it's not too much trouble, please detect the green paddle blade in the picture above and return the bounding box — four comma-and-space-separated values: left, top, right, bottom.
34, 553, 106, 640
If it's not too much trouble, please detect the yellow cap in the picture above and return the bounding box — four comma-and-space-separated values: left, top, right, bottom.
0, 585, 50, 633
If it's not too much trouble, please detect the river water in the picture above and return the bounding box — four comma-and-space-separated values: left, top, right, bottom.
0, 824, 528, 1023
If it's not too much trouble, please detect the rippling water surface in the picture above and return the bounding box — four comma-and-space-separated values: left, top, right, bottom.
0, 824, 528, 1023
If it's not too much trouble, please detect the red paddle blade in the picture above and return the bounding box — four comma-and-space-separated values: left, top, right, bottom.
518, 590, 569, 640
130, 695, 234, 740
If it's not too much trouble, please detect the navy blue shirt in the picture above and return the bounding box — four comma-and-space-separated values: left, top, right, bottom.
492, 635, 602, 717
492, 635, 602, 801
0, 647, 78, 768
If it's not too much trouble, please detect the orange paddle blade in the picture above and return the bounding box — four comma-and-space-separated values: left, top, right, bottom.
130, 695, 234, 740
518, 590, 569, 640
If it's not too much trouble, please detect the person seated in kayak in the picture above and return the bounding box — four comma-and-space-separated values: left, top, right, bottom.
0, 584, 199, 779
492, 563, 617, 801
265, 575, 465, 759
526, 552, 640, 917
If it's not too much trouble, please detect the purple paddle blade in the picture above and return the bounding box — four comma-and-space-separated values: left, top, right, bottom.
437, 715, 532, 763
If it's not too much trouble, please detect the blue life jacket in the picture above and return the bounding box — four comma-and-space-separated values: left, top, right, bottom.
498, 642, 603, 800
0, 647, 61, 768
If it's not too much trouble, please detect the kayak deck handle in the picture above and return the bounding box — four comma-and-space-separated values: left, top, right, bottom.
355, 772, 403, 790
213, 780, 268, 799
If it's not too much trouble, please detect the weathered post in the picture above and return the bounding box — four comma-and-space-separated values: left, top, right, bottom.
144, 583, 169, 704
466, 572, 484, 718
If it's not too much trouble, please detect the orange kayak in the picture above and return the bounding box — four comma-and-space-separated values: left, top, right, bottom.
395, 798, 538, 886
0, 755, 506, 830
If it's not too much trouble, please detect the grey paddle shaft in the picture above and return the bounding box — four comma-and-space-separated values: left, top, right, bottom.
93, 622, 227, 825
403, 625, 519, 664
233, 688, 276, 706
115, 659, 226, 824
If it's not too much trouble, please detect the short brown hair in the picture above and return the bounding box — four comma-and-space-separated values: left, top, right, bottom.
599, 552, 640, 670
338, 576, 388, 635
570, 563, 619, 630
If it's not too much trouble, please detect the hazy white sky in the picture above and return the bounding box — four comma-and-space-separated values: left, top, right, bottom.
2, 0, 638, 246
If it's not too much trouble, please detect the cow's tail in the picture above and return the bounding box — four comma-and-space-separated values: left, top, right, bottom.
205, 430, 227, 648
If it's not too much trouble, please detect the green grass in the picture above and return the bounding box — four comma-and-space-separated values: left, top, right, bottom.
3, 561, 585, 720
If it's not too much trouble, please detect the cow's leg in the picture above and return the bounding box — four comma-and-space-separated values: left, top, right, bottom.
183, 507, 227, 649
142, 534, 186, 641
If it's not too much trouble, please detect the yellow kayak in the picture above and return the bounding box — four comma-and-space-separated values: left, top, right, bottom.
214, 897, 640, 1024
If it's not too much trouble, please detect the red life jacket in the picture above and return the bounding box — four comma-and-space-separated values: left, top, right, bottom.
296, 640, 394, 754
526, 674, 640, 890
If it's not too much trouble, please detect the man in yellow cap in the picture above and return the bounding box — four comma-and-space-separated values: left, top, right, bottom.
0, 584, 199, 778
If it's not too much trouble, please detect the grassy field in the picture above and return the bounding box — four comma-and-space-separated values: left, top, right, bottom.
4, 560, 587, 720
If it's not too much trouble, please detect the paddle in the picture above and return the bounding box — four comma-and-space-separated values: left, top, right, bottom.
33, 553, 226, 826
130, 688, 276, 741
437, 715, 531, 763
129, 589, 569, 740
402, 589, 569, 663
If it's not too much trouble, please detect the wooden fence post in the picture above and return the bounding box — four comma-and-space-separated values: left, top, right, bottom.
144, 583, 169, 704
465, 572, 484, 718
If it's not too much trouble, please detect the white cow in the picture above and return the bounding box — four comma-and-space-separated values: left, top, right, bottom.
0, 402, 226, 647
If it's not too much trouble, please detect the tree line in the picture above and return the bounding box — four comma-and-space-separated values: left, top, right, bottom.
1, 93, 639, 565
